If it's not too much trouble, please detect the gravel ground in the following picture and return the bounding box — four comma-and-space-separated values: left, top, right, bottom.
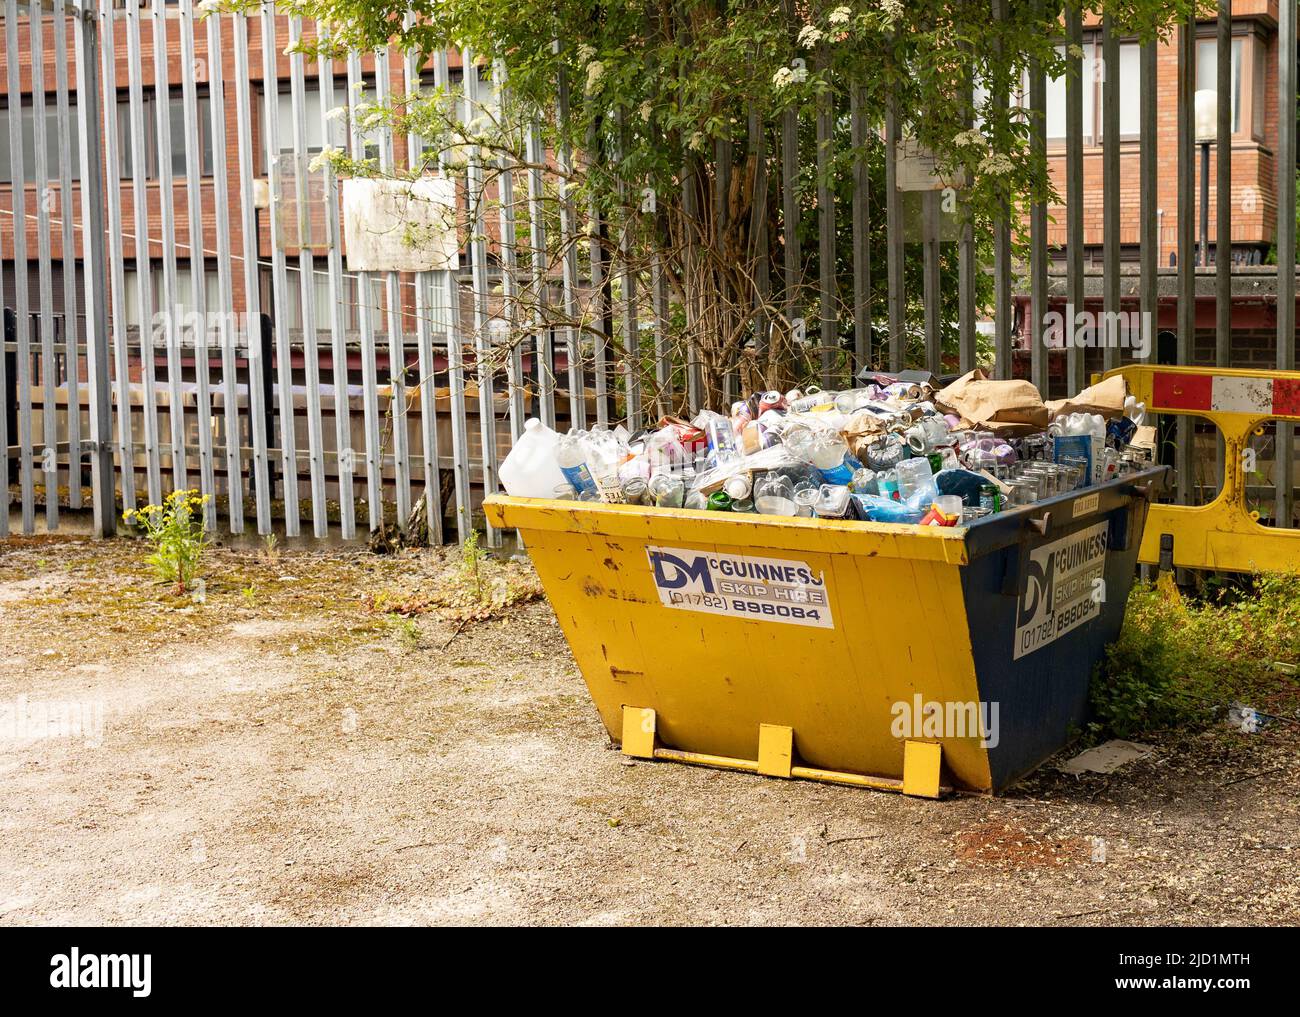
0, 534, 1296, 926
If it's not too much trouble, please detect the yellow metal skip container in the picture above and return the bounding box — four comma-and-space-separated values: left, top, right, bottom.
485, 466, 1168, 796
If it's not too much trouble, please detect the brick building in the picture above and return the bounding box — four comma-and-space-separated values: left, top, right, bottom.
0, 9, 469, 348
1013, 1, 1299, 389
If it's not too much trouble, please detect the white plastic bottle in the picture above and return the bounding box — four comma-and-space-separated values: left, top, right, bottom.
557, 433, 598, 495
498, 418, 570, 498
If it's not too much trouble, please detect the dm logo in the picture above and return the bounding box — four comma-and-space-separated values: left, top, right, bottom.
649, 550, 714, 593
1017, 550, 1056, 628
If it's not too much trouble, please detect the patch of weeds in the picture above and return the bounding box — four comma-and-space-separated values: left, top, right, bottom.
122, 489, 211, 595
388, 615, 422, 652
365, 530, 545, 626
1092, 573, 1300, 739
241, 584, 258, 607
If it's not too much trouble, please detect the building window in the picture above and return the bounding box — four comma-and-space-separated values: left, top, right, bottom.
261, 265, 368, 335
275, 86, 328, 156
270, 79, 381, 162
1035, 34, 1142, 145
116, 93, 216, 179
121, 266, 221, 328
1041, 44, 1098, 143
1196, 37, 1244, 134
0, 101, 82, 183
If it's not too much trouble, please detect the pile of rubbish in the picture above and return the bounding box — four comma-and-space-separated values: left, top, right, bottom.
499, 369, 1153, 526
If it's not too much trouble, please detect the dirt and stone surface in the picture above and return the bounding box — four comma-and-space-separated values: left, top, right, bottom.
1, 533, 1297, 926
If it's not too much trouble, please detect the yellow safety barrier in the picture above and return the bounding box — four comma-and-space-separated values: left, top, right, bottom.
1098, 365, 1300, 574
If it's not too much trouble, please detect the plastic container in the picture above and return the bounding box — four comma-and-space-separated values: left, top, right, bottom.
896, 457, 939, 504
554, 433, 598, 496
754, 474, 797, 516
497, 418, 570, 499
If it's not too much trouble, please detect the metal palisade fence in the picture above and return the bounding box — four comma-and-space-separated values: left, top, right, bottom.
0, 1, 1297, 546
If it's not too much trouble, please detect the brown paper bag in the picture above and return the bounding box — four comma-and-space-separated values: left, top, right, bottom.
934, 369, 1049, 433
1045, 374, 1128, 420
840, 411, 887, 460
1130, 425, 1157, 452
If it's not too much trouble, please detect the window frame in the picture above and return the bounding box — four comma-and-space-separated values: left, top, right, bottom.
115, 88, 216, 181
0, 97, 83, 184
1043, 22, 1265, 154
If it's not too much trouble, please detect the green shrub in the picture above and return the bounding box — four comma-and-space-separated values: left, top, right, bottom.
1092, 574, 1300, 739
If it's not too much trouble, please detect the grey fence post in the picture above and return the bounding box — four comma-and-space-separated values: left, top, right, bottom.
1278, 0, 1297, 528
74, 0, 115, 536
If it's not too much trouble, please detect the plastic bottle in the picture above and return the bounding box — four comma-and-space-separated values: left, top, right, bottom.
789, 388, 835, 413
646, 431, 689, 475
498, 418, 570, 498
810, 434, 861, 486
556, 432, 598, 496
876, 467, 901, 501
896, 456, 939, 504
833, 388, 878, 414
586, 430, 630, 501
693, 410, 739, 458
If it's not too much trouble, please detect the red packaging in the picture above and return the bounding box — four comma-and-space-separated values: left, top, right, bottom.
920, 506, 960, 527
655, 416, 707, 453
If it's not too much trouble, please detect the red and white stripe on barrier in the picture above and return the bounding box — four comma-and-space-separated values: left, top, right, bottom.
1152, 372, 1300, 418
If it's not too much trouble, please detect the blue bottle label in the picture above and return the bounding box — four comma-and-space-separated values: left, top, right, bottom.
561, 462, 597, 494
819, 457, 855, 486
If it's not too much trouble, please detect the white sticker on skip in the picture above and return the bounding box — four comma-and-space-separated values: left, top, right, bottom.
1013, 521, 1109, 660
646, 546, 833, 628
1072, 492, 1100, 518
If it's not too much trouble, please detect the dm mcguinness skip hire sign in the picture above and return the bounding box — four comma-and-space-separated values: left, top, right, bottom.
647, 546, 833, 628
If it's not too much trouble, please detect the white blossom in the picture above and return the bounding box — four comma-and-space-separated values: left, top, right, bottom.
308, 146, 342, 174
978, 152, 1015, 176
797, 25, 823, 48
828, 6, 851, 26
